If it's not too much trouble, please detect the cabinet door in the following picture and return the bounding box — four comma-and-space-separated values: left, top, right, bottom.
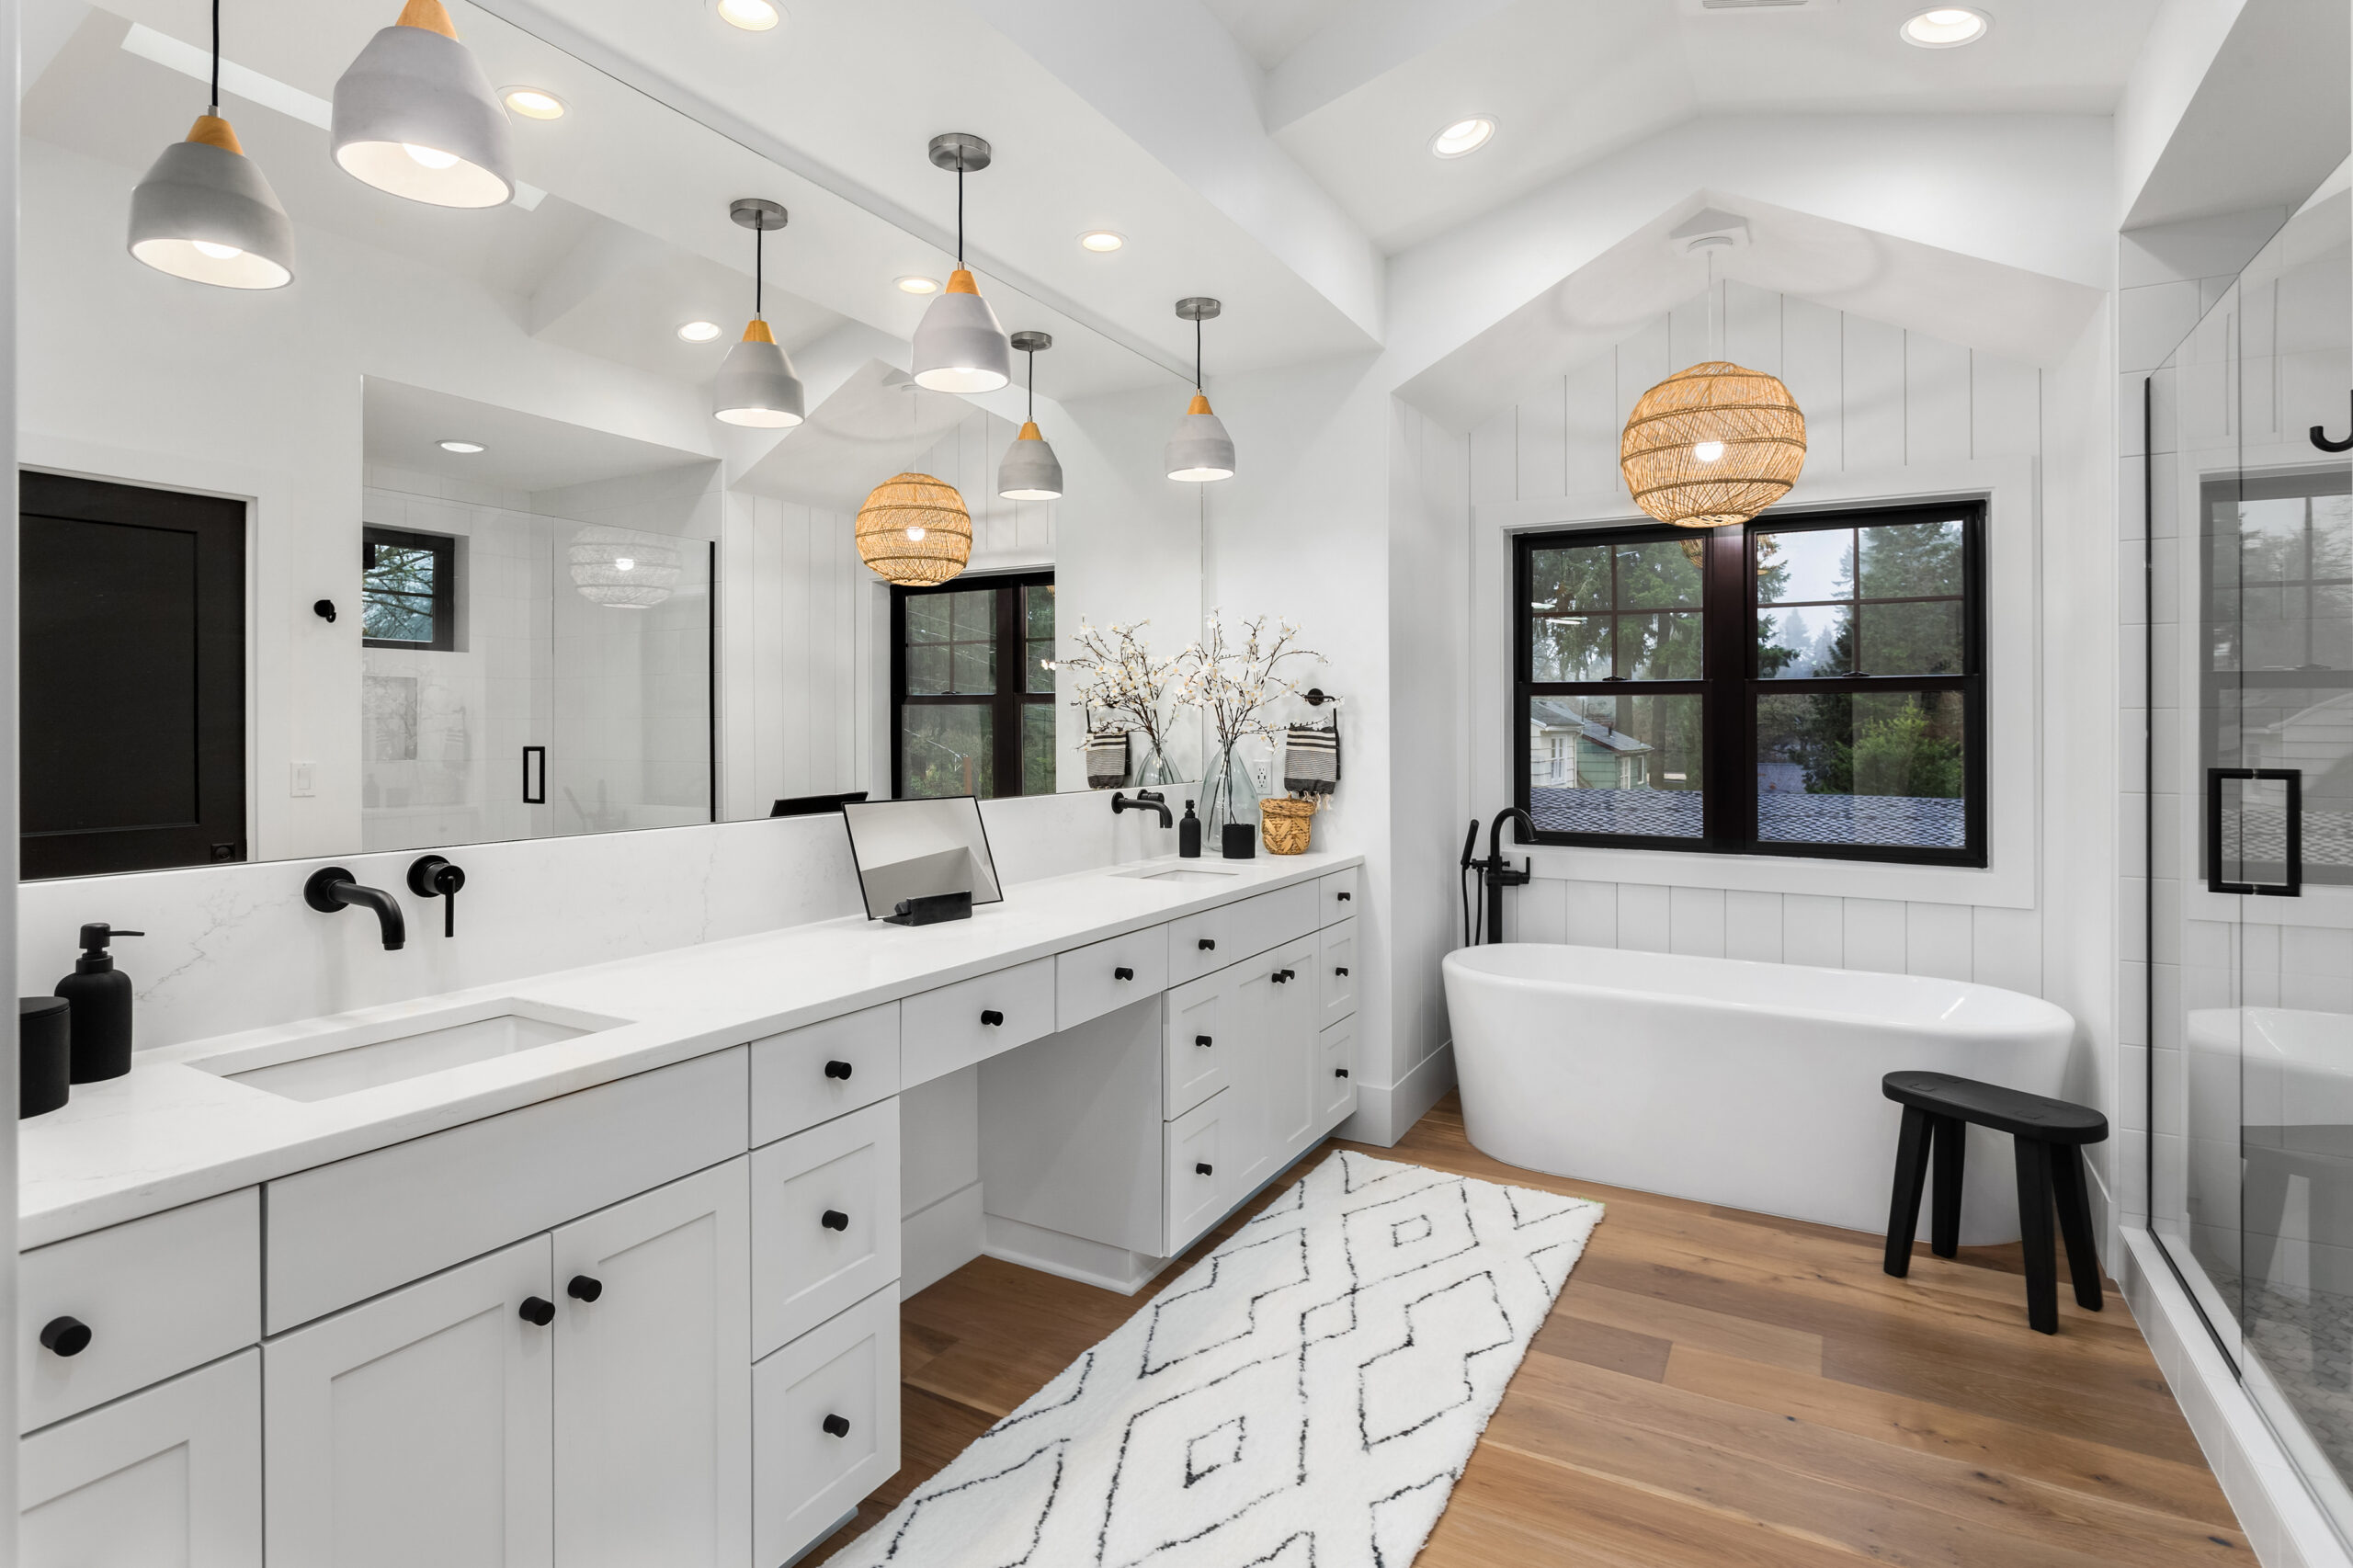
1260, 937, 1324, 1168
1164, 1089, 1236, 1255
752, 1100, 901, 1358
1317, 1017, 1358, 1131
266, 1236, 553, 1568
1162, 967, 1234, 1119
1318, 919, 1358, 1029
752, 1287, 901, 1568
553, 1159, 752, 1568
21, 1348, 261, 1568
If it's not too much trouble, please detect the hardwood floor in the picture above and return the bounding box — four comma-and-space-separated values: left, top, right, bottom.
805, 1095, 2245, 1566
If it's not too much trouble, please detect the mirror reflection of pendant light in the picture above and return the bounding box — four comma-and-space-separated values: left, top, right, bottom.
569, 526, 682, 608
127, 0, 295, 289
1165, 297, 1234, 483
910, 133, 1011, 394
712, 199, 805, 428
998, 331, 1064, 501
1620, 244, 1805, 529
332, 0, 515, 209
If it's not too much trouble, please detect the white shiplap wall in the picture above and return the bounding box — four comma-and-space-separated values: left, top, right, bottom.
1472, 281, 2046, 998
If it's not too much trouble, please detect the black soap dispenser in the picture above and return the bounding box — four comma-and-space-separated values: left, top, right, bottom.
1178, 800, 1201, 858
56, 924, 142, 1083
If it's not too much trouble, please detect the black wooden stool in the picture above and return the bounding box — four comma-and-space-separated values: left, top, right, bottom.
1881, 1070, 2109, 1334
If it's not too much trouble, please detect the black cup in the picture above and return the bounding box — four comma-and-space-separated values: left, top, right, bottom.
1221, 823, 1256, 859
20, 997, 70, 1118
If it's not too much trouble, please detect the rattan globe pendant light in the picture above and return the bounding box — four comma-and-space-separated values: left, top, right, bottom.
127, 0, 296, 289
998, 331, 1064, 500
712, 198, 805, 427
1165, 297, 1235, 483
332, 0, 514, 209
858, 466, 973, 586
910, 133, 1011, 393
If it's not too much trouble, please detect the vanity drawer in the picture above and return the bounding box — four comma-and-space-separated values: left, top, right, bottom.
1058, 926, 1169, 1031
1164, 1089, 1235, 1256
752, 1100, 901, 1358
1320, 918, 1359, 1028
1161, 970, 1233, 1119
1165, 883, 1321, 986
750, 1002, 899, 1148
1317, 1017, 1358, 1131
265, 1047, 746, 1334
900, 958, 1057, 1088
753, 1285, 901, 1568
1319, 866, 1361, 926
20, 1188, 261, 1433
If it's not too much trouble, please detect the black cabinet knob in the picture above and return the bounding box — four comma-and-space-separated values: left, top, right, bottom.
823, 1414, 851, 1438
518, 1297, 555, 1326
1195, 1034, 1213, 1048
822, 1210, 850, 1231
567, 1275, 603, 1302
980, 1008, 1005, 1028
39, 1315, 90, 1358
1337, 891, 1352, 902
1195, 1162, 1214, 1176
1114, 966, 1135, 982
824, 1060, 854, 1081
1335, 966, 1349, 977
1335, 1068, 1350, 1079
1198, 938, 1215, 950
1271, 970, 1290, 984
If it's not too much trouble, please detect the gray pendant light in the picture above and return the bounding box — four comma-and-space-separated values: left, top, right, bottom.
332, 0, 514, 209
712, 199, 806, 428
998, 331, 1064, 501
911, 133, 1011, 394
1165, 297, 1235, 483
127, 0, 294, 290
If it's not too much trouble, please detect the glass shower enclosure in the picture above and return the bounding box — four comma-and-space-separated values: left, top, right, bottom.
2147, 168, 2353, 1535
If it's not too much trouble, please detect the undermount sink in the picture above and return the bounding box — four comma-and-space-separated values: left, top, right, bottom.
1119, 865, 1240, 884
193, 999, 631, 1102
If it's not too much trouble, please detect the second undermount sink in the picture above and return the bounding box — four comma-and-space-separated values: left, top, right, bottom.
1118, 865, 1241, 884
192, 999, 631, 1102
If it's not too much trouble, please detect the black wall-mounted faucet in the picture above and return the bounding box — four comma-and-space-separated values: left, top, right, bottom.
1112, 789, 1172, 828
406, 856, 468, 938
304, 867, 406, 950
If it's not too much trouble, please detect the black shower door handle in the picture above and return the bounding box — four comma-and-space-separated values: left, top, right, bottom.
523, 745, 547, 805
2206, 767, 2302, 896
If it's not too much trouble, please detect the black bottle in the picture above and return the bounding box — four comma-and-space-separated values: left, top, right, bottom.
56, 924, 142, 1084
1178, 800, 1201, 858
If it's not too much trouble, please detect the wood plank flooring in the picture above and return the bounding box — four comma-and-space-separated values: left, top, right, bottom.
805, 1095, 2246, 1566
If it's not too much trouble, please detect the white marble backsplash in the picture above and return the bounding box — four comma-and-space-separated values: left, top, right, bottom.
17, 790, 1190, 1052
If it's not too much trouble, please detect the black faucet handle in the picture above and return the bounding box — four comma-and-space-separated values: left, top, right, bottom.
406, 856, 467, 937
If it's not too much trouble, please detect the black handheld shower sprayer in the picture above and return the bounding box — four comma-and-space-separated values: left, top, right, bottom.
1459, 808, 1534, 946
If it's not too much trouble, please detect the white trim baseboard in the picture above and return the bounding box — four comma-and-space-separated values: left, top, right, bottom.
1338, 1041, 1457, 1148
901, 1179, 984, 1299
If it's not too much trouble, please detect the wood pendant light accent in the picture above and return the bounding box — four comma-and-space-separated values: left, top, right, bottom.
856, 472, 972, 586
394, 0, 460, 38
186, 115, 244, 154
1620, 360, 1807, 529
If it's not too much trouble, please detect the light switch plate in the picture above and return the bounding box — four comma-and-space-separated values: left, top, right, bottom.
290, 762, 315, 797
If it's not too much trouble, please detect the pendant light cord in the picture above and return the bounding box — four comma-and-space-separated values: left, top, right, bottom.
956, 165, 965, 270
1026, 347, 1035, 420
754, 224, 763, 319
209, 0, 221, 113
1195, 315, 1204, 392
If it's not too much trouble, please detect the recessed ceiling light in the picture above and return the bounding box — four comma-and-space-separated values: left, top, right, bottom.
438, 440, 485, 454
1900, 7, 1990, 46
502, 86, 565, 120
676, 320, 724, 343
717, 0, 780, 30
1429, 117, 1495, 159
896, 275, 940, 295
1078, 231, 1125, 253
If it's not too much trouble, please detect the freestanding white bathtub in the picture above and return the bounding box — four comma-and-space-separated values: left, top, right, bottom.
1441, 944, 2077, 1244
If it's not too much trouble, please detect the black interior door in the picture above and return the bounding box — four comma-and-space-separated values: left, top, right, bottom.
20, 472, 246, 879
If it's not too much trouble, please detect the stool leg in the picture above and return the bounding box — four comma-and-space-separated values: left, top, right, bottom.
2015, 1138, 2058, 1334
1885, 1106, 1934, 1278
2050, 1143, 2103, 1312
1930, 1113, 1965, 1259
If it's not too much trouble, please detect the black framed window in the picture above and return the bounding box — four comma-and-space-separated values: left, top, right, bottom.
892, 572, 1056, 801
1515, 501, 1985, 866
361, 527, 456, 651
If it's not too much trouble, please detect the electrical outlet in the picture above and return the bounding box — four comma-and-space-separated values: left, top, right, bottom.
290, 762, 315, 798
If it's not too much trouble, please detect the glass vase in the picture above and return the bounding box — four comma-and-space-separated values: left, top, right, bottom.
1199, 742, 1260, 842
1128, 739, 1180, 789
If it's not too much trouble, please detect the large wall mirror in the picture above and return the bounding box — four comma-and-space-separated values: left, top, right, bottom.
19, 0, 1204, 879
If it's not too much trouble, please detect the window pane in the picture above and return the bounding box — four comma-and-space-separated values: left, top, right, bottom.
363, 542, 438, 643
1618, 611, 1704, 680
1859, 518, 1964, 598
949, 588, 995, 642
905, 642, 949, 696
1528, 545, 1613, 615
1758, 604, 1850, 677
950, 641, 995, 694
1531, 615, 1612, 682
1755, 689, 1966, 849
1615, 539, 1704, 609
1756, 528, 1851, 605
1021, 701, 1056, 796
901, 703, 993, 798
1024, 583, 1055, 641
1859, 600, 1963, 675
1527, 694, 1703, 838
905, 595, 952, 642
1026, 637, 1055, 694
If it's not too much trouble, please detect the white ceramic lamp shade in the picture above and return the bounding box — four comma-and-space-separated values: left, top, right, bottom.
1165, 392, 1235, 483
128, 116, 295, 289
998, 422, 1063, 500
911, 271, 1010, 393
332, 0, 515, 209
712, 320, 805, 427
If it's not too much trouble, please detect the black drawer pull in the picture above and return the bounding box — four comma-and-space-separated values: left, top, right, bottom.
39, 1316, 90, 1358
1335, 1068, 1350, 1079
518, 1297, 555, 1326
1336, 891, 1351, 901
824, 1060, 854, 1080
823, 1414, 851, 1438
567, 1275, 603, 1302
1271, 970, 1291, 983
1114, 965, 1135, 981
1195, 1034, 1213, 1048
1198, 938, 1215, 951
1195, 1162, 1214, 1176
822, 1210, 851, 1232
1335, 966, 1349, 976
980, 1009, 1005, 1028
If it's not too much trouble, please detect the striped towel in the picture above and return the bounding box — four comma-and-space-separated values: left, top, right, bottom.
1282, 722, 1339, 796
1086, 731, 1130, 790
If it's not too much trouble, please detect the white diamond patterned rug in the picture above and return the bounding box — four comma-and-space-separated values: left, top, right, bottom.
828, 1150, 1604, 1568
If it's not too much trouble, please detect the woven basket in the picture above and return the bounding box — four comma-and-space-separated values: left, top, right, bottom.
1260, 797, 1314, 856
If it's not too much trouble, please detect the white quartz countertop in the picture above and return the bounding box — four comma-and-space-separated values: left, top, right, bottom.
18, 851, 1362, 1248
